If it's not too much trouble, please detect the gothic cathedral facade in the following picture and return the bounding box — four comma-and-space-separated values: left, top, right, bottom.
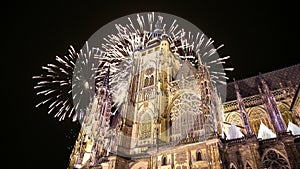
67, 37, 300, 169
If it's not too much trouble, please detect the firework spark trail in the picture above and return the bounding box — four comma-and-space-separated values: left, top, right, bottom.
34, 12, 233, 122
33, 42, 104, 121
186, 30, 233, 84
33, 46, 77, 121
93, 13, 234, 116
71, 42, 103, 122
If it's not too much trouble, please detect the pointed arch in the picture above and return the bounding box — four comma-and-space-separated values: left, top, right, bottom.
167, 91, 203, 138
223, 111, 243, 136
139, 112, 153, 139
138, 105, 154, 140
162, 155, 167, 165
196, 150, 202, 161
131, 161, 148, 169
225, 111, 243, 127
278, 102, 296, 125
167, 90, 202, 120
150, 75, 154, 85
144, 77, 149, 87
262, 149, 290, 169
248, 106, 274, 135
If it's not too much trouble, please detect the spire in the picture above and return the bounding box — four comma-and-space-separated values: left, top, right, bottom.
258, 73, 271, 96
70, 68, 113, 168
100, 67, 112, 128
258, 75, 287, 134
197, 54, 205, 73
95, 67, 113, 159
234, 79, 253, 136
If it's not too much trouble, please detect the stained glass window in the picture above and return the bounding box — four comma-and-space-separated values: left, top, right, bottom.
140, 113, 152, 139
263, 150, 290, 169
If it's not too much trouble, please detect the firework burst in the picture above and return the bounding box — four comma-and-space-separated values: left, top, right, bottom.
33, 42, 102, 121
95, 12, 233, 113
33, 12, 233, 122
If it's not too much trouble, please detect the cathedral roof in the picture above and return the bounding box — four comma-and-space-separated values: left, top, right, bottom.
223, 63, 300, 101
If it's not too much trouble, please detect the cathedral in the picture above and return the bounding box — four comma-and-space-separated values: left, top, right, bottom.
67, 34, 300, 169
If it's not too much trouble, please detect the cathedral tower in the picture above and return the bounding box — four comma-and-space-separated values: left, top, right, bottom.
68, 69, 113, 168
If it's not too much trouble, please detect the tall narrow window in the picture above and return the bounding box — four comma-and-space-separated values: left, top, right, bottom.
150, 75, 154, 85
144, 77, 149, 87
140, 113, 152, 139
205, 88, 209, 94
162, 156, 167, 165
196, 151, 202, 161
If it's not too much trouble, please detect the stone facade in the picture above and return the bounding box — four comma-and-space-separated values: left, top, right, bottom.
67, 38, 300, 169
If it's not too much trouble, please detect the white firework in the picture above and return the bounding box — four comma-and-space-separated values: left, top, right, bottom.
71, 42, 104, 122
33, 12, 233, 122
95, 12, 233, 114
33, 42, 102, 121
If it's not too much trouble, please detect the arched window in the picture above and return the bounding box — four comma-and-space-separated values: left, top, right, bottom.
144, 77, 149, 87
205, 88, 209, 94
139, 113, 152, 139
248, 107, 274, 135
150, 75, 154, 85
225, 112, 243, 130
196, 151, 202, 161
206, 96, 209, 103
279, 103, 296, 125
262, 149, 290, 169
145, 91, 149, 100
162, 156, 167, 165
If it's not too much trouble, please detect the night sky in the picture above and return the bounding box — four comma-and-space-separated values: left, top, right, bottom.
8, 0, 299, 168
